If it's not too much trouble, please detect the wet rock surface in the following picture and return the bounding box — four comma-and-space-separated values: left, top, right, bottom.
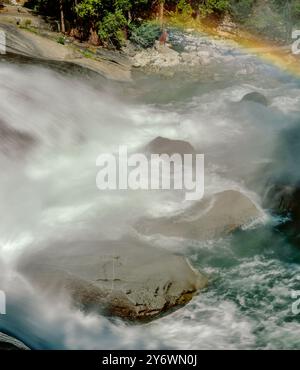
262, 124, 300, 242
0, 22, 131, 81
136, 190, 262, 241
145, 136, 196, 157
263, 181, 300, 244
18, 240, 208, 321
0, 118, 36, 158
240, 92, 269, 106
129, 29, 240, 73
0, 332, 29, 350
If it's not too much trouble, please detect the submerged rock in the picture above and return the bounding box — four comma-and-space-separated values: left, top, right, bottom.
18, 240, 208, 321
264, 182, 300, 243
0, 332, 29, 350
262, 124, 300, 242
145, 136, 196, 157
0, 119, 36, 158
240, 92, 269, 106
136, 190, 262, 241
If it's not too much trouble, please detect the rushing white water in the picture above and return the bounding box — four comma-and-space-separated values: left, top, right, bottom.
1, 50, 300, 349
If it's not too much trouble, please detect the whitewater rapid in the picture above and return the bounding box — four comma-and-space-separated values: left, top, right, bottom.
1, 50, 300, 349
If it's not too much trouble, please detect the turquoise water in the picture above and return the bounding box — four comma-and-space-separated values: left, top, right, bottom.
191, 227, 300, 349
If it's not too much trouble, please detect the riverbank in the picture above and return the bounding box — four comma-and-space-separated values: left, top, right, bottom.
2, 2, 300, 81
0, 4, 132, 81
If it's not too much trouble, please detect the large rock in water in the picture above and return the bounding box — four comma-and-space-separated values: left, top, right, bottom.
0, 332, 29, 350
145, 136, 196, 157
262, 124, 300, 243
0, 119, 36, 158
263, 181, 300, 244
240, 92, 269, 107
136, 190, 261, 241
18, 240, 208, 320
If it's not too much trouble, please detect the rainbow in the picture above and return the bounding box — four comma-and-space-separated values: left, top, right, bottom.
166, 16, 300, 77
222, 29, 300, 77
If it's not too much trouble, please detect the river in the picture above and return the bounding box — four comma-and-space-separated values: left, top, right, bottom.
1, 36, 300, 349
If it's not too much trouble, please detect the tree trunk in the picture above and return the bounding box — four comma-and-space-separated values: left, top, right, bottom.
159, 1, 164, 28
59, 0, 66, 34
285, 0, 292, 43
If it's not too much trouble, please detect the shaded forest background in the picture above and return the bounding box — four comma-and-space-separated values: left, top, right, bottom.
19, 0, 300, 47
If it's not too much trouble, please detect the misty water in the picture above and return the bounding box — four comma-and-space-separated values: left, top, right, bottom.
1, 43, 300, 349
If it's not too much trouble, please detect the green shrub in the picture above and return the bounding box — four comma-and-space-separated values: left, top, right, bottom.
198, 0, 229, 16
177, 0, 193, 15
80, 49, 94, 58
24, 19, 32, 27
244, 2, 287, 40
130, 21, 161, 48
57, 36, 65, 45
97, 10, 128, 48
229, 0, 255, 22
292, 0, 300, 20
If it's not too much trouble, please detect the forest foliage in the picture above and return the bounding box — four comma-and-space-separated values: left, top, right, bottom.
24, 0, 300, 47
